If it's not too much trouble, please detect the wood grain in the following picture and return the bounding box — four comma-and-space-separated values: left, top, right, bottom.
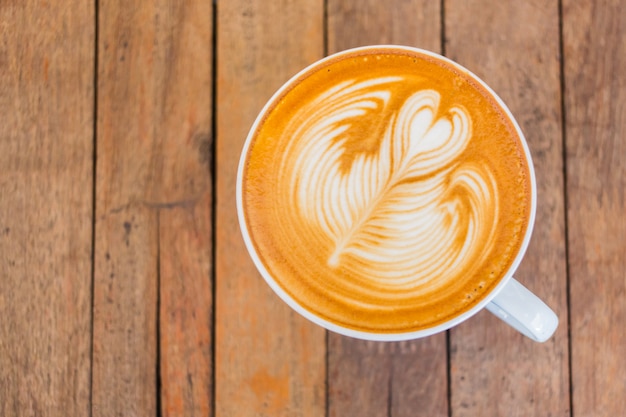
160, 195, 213, 417
327, 0, 441, 51
154, 2, 214, 416
326, 2, 449, 416
563, 0, 626, 415
215, 1, 326, 416
328, 339, 448, 417
444, 0, 570, 415
0, 1, 94, 416
93, 1, 213, 416
3, 0, 626, 415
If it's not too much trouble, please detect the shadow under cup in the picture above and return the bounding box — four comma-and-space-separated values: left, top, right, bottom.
237, 45, 538, 341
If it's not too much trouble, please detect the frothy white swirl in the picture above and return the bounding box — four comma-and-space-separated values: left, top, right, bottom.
286, 78, 498, 291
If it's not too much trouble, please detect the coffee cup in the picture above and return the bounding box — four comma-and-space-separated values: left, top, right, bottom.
236, 45, 558, 342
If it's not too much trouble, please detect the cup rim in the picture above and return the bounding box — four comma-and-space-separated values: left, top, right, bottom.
236, 44, 537, 341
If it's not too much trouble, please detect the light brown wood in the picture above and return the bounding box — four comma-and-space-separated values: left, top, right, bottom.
563, 0, 626, 415
215, 1, 326, 416
155, 2, 214, 416
160, 197, 213, 417
3, 1, 626, 415
328, 338, 448, 417
93, 1, 213, 416
327, 0, 441, 51
0, 2, 94, 416
326, 2, 449, 416
93, 1, 159, 413
445, 1, 570, 415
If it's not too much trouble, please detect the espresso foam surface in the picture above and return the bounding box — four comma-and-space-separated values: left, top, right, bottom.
242, 48, 532, 333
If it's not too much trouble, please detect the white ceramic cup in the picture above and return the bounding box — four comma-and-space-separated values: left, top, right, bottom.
237, 45, 558, 343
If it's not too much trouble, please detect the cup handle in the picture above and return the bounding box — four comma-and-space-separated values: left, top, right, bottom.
485, 278, 558, 342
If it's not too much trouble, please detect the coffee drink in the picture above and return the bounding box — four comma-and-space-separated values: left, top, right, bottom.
238, 46, 533, 335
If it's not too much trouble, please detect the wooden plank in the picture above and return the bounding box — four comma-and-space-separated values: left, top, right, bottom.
93, 2, 159, 413
215, 1, 326, 417
93, 1, 213, 416
328, 339, 448, 417
154, 2, 214, 416
444, 1, 570, 415
563, 0, 626, 415
327, 0, 441, 50
0, 1, 94, 416
160, 195, 213, 417
326, 2, 449, 416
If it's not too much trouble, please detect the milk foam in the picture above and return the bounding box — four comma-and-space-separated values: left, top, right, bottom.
241, 48, 532, 333
286, 79, 498, 290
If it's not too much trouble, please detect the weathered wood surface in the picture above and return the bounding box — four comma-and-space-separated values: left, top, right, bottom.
563, 0, 626, 415
93, 1, 214, 416
0, 0, 624, 416
0, 2, 94, 416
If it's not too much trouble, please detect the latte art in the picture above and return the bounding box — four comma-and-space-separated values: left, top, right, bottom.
287, 80, 499, 291
240, 47, 533, 334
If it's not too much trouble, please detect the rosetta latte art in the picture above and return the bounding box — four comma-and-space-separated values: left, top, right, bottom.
242, 49, 533, 332
285, 78, 499, 289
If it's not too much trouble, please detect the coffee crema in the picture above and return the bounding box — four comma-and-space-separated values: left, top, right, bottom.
240, 47, 533, 334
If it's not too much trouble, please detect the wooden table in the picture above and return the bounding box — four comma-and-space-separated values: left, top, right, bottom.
1, 0, 624, 415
